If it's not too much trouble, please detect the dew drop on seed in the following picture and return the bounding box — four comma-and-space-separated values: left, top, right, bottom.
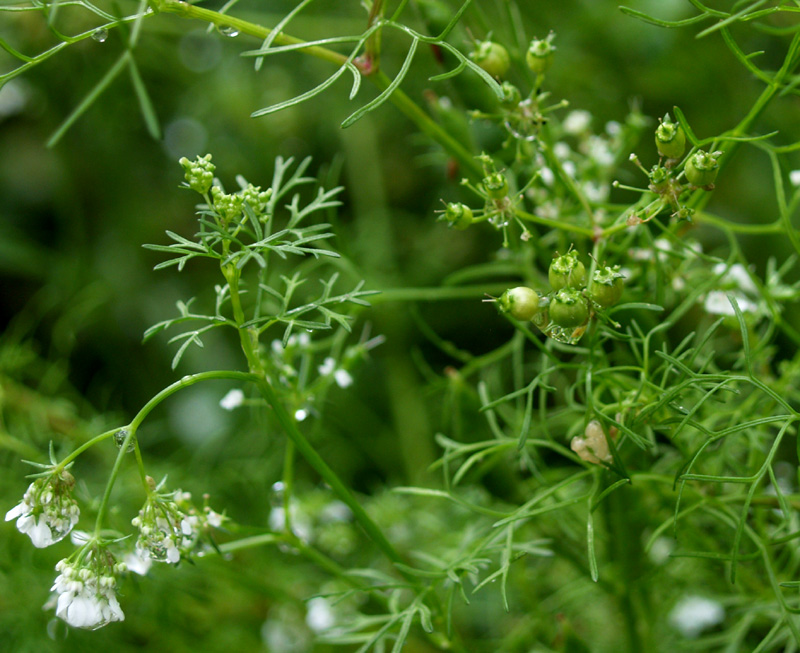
218, 25, 239, 38
92, 28, 109, 43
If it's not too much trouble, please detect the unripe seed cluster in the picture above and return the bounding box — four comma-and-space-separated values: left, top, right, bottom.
494, 252, 625, 341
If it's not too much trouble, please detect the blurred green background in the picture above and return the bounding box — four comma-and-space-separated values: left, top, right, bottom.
1, 0, 799, 650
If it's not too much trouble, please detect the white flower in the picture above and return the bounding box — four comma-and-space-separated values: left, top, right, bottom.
5, 474, 80, 548
561, 160, 577, 178
586, 135, 614, 167
712, 262, 757, 294
669, 595, 724, 638
318, 357, 336, 376
704, 291, 757, 316
124, 550, 152, 576
294, 408, 309, 421
563, 110, 591, 135
790, 170, 800, 187
306, 597, 335, 633
318, 357, 353, 388
220, 388, 245, 410
539, 167, 555, 186
553, 142, 571, 160
605, 120, 621, 137
51, 557, 124, 629
334, 369, 353, 389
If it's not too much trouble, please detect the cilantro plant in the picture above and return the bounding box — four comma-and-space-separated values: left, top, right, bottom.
3, 1, 800, 651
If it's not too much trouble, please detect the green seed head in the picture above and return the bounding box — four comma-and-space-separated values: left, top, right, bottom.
499, 287, 540, 321
526, 34, 556, 74
470, 41, 510, 79
655, 114, 686, 159
443, 202, 474, 230
549, 251, 587, 291
483, 172, 509, 200
549, 288, 589, 328
589, 266, 625, 308
685, 150, 721, 187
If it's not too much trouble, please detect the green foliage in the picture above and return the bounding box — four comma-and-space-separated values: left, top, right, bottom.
4, 0, 800, 652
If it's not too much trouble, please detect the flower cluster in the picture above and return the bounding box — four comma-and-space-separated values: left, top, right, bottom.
5, 470, 80, 548
50, 546, 125, 629
133, 483, 224, 565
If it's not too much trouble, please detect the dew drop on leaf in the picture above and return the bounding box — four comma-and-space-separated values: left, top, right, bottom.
92, 28, 109, 43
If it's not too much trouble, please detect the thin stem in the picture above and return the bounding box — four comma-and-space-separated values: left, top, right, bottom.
150, 0, 351, 69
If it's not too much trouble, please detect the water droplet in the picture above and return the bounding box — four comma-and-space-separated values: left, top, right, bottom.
114, 429, 136, 453
92, 28, 108, 43
217, 25, 239, 38
531, 304, 588, 346
270, 481, 285, 507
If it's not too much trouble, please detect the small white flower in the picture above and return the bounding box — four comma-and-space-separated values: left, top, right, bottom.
586, 135, 614, 167
294, 408, 308, 421
220, 388, 245, 410
124, 550, 152, 576
582, 181, 608, 203
553, 142, 571, 160
605, 120, 621, 137
334, 369, 353, 389
562, 160, 577, 179
6, 474, 80, 548
539, 167, 555, 186
563, 110, 591, 135
669, 595, 724, 638
704, 291, 757, 316
712, 262, 757, 294
790, 170, 800, 187
51, 555, 124, 629
318, 357, 336, 376
306, 597, 335, 633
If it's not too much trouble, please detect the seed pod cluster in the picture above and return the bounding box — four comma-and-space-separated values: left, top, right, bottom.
494, 252, 625, 344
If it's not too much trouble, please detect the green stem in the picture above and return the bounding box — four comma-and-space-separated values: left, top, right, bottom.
251, 374, 410, 574
150, 0, 350, 69
92, 370, 256, 534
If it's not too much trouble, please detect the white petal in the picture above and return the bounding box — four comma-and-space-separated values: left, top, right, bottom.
166, 544, 180, 564
5, 502, 26, 521
28, 517, 54, 548
220, 389, 245, 410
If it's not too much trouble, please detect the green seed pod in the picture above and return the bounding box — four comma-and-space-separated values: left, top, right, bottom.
499, 81, 522, 107
685, 150, 721, 187
649, 165, 670, 192
655, 114, 686, 159
549, 288, 589, 328
589, 266, 625, 308
499, 287, 540, 321
549, 251, 586, 291
526, 35, 555, 74
444, 202, 473, 230
483, 172, 509, 200
470, 41, 510, 79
